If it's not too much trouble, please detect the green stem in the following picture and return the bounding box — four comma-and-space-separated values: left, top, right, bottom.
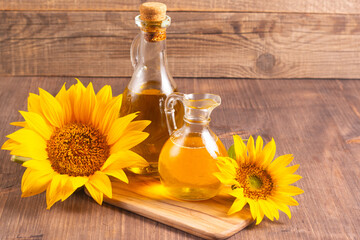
11, 155, 31, 164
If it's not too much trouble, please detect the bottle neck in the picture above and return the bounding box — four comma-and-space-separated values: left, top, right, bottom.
138, 31, 167, 67
128, 15, 175, 94
134, 15, 171, 69
183, 117, 210, 132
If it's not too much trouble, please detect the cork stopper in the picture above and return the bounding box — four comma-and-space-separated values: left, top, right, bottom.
140, 2, 167, 21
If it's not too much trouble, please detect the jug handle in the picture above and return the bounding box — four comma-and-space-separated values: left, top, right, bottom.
165, 92, 184, 135
130, 33, 141, 68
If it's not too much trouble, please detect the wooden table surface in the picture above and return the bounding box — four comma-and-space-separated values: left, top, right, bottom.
0, 77, 359, 239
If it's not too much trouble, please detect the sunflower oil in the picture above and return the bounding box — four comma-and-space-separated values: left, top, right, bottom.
159, 134, 227, 200
120, 87, 183, 174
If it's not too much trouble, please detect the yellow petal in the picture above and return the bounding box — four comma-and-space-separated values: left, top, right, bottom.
107, 113, 139, 145
72, 82, 85, 123
247, 136, 255, 162
215, 157, 237, 178
111, 94, 122, 111
21, 169, 54, 198
247, 199, 259, 220
276, 185, 304, 196
99, 95, 122, 134
96, 85, 112, 104
102, 150, 148, 170
61, 178, 76, 202
85, 182, 103, 205
91, 85, 113, 128
110, 131, 149, 153
1, 139, 19, 150
233, 135, 247, 163
71, 176, 89, 189
213, 172, 238, 186
271, 164, 300, 177
103, 168, 129, 183
272, 193, 299, 206
277, 174, 302, 185
268, 154, 294, 172
6, 128, 48, 160
73, 82, 96, 124
10, 121, 27, 127
269, 197, 292, 219
227, 197, 247, 215
88, 171, 112, 198
55, 83, 67, 99
81, 82, 96, 124
22, 160, 53, 173
255, 136, 263, 156
272, 208, 280, 221
92, 101, 107, 130
67, 84, 77, 117
258, 199, 274, 221
75, 78, 86, 89
214, 161, 238, 185
255, 205, 264, 225
61, 176, 88, 202
27, 93, 42, 115
46, 174, 65, 209
265, 198, 280, 220
125, 120, 151, 132
9, 145, 46, 161
228, 187, 244, 199
21, 168, 31, 191
259, 138, 276, 168
19, 111, 53, 140
55, 83, 72, 124
6, 128, 37, 143
39, 88, 65, 128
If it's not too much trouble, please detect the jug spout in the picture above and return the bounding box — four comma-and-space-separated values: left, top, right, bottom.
183, 93, 221, 123
165, 93, 221, 134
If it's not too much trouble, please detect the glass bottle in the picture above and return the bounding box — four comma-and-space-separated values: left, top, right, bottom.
159, 93, 228, 201
120, 3, 182, 174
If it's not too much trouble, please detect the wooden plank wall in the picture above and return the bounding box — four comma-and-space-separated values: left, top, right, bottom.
1, 1, 360, 79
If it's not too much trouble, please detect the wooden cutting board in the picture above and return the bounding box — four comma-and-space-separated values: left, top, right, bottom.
86, 173, 253, 239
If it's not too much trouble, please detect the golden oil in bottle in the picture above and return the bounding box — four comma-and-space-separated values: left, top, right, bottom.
120, 87, 183, 174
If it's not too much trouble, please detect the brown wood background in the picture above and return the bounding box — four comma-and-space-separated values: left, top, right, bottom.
1, 77, 360, 240
1, 0, 360, 79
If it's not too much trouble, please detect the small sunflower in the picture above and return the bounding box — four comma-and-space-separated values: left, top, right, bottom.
2, 80, 150, 209
214, 135, 303, 224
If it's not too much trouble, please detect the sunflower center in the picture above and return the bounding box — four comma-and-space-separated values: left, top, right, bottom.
248, 175, 263, 189
236, 164, 273, 200
46, 123, 110, 177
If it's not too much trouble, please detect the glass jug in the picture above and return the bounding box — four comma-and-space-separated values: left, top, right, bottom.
120, 14, 183, 174
159, 93, 228, 201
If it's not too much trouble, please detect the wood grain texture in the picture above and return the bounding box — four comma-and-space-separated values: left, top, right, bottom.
1, 12, 360, 79
89, 174, 253, 240
1, 0, 360, 14
1, 77, 360, 239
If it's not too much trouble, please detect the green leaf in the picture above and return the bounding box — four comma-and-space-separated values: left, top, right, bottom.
228, 144, 236, 159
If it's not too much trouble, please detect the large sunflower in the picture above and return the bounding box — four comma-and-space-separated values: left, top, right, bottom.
214, 135, 303, 224
2, 80, 150, 209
